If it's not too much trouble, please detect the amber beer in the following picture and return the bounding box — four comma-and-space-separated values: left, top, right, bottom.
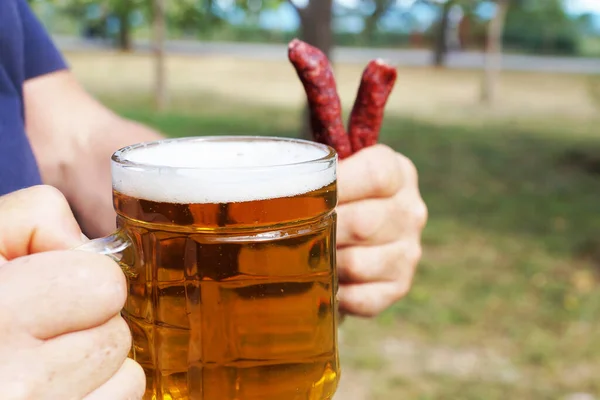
111, 136, 340, 400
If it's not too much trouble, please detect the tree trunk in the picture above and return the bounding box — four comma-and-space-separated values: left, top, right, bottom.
432, 0, 454, 67
153, 0, 168, 111
362, 15, 378, 45
480, 0, 509, 105
458, 13, 472, 50
117, 15, 132, 51
298, 0, 334, 59
362, 0, 394, 45
115, 1, 133, 51
295, 0, 335, 140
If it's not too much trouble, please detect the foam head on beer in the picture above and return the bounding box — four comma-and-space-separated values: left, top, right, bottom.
112, 137, 336, 204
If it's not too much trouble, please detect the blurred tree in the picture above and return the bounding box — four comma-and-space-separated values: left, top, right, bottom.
283, 0, 336, 138
361, 0, 396, 44
425, 0, 575, 66
503, 0, 578, 55
575, 13, 599, 36
51, 0, 228, 50
481, 0, 575, 104
169, 0, 229, 37
153, 0, 167, 111
112, 0, 139, 51
52, 0, 149, 51
480, 0, 511, 104
431, 0, 456, 67
223, 0, 334, 137
285, 0, 335, 59
420, 0, 475, 67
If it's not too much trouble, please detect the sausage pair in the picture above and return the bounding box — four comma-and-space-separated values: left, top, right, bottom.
288, 39, 398, 159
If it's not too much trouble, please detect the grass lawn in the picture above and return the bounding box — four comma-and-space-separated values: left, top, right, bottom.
66, 52, 600, 399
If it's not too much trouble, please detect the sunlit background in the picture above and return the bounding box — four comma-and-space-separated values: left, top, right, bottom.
29, 0, 600, 398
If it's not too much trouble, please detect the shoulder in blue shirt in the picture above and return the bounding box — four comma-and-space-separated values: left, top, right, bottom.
0, 0, 68, 196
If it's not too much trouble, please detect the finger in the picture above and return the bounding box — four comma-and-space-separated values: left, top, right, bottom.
0, 250, 127, 339
0, 185, 84, 262
336, 198, 394, 246
338, 145, 416, 204
336, 241, 421, 285
84, 358, 146, 400
338, 281, 413, 318
34, 315, 132, 400
336, 189, 427, 246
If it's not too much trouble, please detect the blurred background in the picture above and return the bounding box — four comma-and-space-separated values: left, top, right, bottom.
30, 0, 600, 398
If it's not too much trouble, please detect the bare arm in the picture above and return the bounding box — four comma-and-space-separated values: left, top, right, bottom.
23, 70, 164, 238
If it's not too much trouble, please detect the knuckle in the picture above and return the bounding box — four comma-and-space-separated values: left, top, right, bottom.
360, 308, 381, 318
348, 207, 382, 243
365, 145, 401, 196
125, 359, 147, 396
104, 316, 133, 361
397, 154, 419, 184
411, 198, 428, 229
30, 185, 68, 208
1, 185, 68, 213
99, 255, 128, 292
388, 247, 418, 303
75, 252, 127, 311
337, 248, 365, 282
30, 186, 74, 223
391, 278, 412, 303
409, 244, 423, 267
351, 297, 381, 318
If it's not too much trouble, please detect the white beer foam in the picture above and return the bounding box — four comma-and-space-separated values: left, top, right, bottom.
112, 138, 336, 204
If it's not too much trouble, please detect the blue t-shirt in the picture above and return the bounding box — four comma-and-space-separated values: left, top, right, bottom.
0, 0, 67, 196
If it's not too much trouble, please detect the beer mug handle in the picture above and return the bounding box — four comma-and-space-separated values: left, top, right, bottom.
75, 229, 137, 277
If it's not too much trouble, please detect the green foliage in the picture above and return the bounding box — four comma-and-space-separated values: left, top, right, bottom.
54, 0, 149, 18
167, 0, 224, 35
37, 0, 591, 56
503, 0, 581, 55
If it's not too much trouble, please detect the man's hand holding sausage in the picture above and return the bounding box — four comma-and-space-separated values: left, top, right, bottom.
335, 145, 428, 318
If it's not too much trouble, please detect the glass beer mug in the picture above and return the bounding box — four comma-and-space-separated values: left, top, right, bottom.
78, 136, 341, 400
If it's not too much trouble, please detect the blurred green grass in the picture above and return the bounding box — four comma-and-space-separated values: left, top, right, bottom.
100, 88, 600, 398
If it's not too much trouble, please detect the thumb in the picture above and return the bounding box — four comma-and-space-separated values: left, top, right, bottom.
0, 185, 85, 263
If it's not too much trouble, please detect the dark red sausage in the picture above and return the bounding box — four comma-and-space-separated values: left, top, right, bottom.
288, 39, 353, 159
348, 59, 397, 153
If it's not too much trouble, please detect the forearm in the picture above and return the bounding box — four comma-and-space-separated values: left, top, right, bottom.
63, 117, 164, 238
24, 70, 165, 238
